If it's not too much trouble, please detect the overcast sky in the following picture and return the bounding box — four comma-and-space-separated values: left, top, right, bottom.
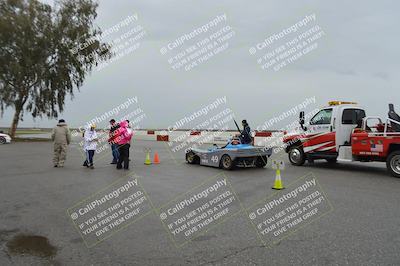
1, 0, 399, 130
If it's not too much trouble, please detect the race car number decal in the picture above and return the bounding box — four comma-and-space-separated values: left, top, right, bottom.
211, 155, 219, 163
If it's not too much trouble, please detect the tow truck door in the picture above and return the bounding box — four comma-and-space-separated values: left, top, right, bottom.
335, 107, 366, 150
302, 108, 337, 153
308, 108, 335, 134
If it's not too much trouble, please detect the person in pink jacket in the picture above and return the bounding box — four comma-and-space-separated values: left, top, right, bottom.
115, 120, 133, 169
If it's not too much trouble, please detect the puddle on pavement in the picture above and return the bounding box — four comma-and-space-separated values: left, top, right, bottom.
6, 234, 57, 258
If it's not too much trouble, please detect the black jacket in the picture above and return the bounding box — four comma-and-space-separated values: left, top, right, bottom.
240, 125, 252, 144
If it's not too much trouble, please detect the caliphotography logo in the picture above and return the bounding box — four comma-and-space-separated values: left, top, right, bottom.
161, 96, 238, 165
160, 14, 235, 71
246, 173, 333, 248
249, 13, 326, 72
156, 173, 243, 248
67, 175, 153, 248
72, 96, 147, 165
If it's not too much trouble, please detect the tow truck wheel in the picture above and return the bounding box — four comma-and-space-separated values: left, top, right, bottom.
387, 151, 400, 178
326, 158, 337, 163
186, 151, 199, 164
220, 155, 234, 170
288, 146, 306, 166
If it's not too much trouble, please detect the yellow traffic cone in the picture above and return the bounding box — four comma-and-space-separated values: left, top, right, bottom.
272, 169, 284, 190
144, 151, 152, 165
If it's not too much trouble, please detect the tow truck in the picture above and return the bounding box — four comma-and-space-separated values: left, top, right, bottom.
283, 101, 400, 177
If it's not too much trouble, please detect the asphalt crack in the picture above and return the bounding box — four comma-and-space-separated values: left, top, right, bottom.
198, 244, 267, 265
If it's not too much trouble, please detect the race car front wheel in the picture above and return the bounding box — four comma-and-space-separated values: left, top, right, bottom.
220, 155, 234, 170
186, 151, 199, 164
387, 150, 400, 178
288, 146, 306, 166
0, 137, 6, 144
255, 156, 267, 168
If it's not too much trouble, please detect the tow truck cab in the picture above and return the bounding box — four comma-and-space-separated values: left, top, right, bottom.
283, 101, 400, 177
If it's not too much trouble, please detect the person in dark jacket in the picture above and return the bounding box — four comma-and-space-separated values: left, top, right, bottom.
114, 120, 133, 170
108, 119, 120, 164
239, 119, 252, 144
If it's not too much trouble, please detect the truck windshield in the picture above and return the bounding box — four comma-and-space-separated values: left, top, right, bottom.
310, 109, 333, 125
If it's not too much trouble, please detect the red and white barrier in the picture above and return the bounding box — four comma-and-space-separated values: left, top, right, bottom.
131, 130, 285, 148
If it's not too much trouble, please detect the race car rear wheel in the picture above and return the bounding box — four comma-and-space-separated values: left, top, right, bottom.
186, 151, 199, 164
387, 151, 400, 178
288, 146, 306, 166
255, 156, 267, 168
0, 137, 6, 144
220, 155, 234, 170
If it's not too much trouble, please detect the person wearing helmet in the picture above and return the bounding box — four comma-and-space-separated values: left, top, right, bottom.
231, 139, 241, 145
239, 119, 252, 144
83, 124, 98, 169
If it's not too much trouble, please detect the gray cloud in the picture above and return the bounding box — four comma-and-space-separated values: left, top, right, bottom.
1, 0, 399, 129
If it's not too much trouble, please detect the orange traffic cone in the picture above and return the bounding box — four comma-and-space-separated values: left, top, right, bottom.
153, 152, 160, 164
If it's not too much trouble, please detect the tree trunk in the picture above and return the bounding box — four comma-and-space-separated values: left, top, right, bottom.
9, 106, 22, 138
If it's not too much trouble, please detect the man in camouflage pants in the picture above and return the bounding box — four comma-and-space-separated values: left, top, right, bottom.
51, 119, 71, 167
